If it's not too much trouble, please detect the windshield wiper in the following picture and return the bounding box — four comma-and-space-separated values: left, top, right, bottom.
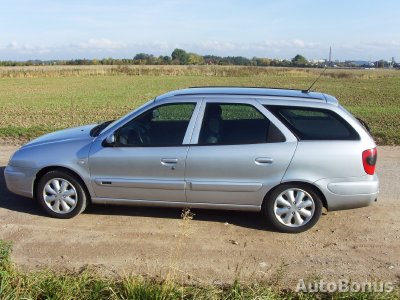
356, 117, 371, 133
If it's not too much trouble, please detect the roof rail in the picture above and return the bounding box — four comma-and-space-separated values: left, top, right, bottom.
188, 86, 304, 91
155, 87, 327, 102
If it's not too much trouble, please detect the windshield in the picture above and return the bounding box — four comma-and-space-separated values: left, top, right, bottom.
98, 99, 155, 136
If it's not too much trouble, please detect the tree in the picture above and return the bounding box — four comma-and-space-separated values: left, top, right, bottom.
157, 55, 171, 65
291, 54, 309, 67
171, 48, 189, 65
188, 53, 204, 65
253, 57, 271, 66
134, 53, 151, 60
133, 53, 156, 65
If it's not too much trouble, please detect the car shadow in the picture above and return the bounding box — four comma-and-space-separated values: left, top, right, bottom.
0, 166, 274, 231
84, 205, 273, 231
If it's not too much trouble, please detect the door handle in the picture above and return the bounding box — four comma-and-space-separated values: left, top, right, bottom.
161, 158, 178, 165
255, 157, 273, 164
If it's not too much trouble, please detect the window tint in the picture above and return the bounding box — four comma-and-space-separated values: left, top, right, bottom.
198, 103, 285, 145
266, 106, 359, 140
116, 103, 196, 146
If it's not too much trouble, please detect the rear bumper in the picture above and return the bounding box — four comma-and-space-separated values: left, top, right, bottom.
4, 165, 36, 198
314, 175, 379, 211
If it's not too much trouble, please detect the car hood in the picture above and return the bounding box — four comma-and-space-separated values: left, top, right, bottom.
22, 124, 97, 148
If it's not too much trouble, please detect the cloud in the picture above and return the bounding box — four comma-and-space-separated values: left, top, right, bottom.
0, 41, 51, 54
190, 39, 321, 54
0, 38, 398, 60
197, 41, 238, 51
0, 38, 128, 58
71, 38, 127, 51
359, 40, 400, 49
63, 38, 322, 55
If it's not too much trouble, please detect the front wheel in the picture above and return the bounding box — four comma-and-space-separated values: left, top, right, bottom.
36, 170, 88, 218
263, 184, 322, 233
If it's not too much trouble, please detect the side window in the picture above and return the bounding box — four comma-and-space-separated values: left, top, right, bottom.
266, 106, 359, 140
116, 103, 196, 146
198, 103, 285, 145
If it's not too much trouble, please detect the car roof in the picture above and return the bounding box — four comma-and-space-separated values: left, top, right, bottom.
155, 86, 337, 105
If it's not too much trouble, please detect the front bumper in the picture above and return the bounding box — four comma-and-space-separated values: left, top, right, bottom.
4, 165, 37, 198
314, 174, 379, 211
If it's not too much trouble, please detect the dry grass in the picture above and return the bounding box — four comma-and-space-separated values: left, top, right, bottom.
1, 65, 399, 79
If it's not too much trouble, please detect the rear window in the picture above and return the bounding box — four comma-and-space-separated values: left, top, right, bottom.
265, 106, 359, 141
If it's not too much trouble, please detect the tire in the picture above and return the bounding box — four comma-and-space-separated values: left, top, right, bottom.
36, 170, 88, 219
263, 183, 322, 233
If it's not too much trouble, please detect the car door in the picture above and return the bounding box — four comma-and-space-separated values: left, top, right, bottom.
185, 98, 298, 208
88, 100, 200, 203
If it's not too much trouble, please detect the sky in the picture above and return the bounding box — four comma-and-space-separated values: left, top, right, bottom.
0, 0, 399, 61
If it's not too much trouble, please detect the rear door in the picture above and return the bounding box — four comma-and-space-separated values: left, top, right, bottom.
185, 98, 298, 208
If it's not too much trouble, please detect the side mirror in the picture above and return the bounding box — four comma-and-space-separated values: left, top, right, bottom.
105, 133, 116, 146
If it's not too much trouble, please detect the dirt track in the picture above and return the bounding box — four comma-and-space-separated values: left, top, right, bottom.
0, 145, 399, 288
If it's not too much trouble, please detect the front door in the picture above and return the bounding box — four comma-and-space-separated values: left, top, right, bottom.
88, 101, 198, 203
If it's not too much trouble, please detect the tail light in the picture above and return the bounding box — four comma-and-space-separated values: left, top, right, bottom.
362, 148, 377, 175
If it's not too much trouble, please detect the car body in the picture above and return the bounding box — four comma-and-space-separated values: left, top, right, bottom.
5, 87, 379, 232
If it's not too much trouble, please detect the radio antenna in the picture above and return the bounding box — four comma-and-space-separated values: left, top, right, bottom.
302, 46, 331, 93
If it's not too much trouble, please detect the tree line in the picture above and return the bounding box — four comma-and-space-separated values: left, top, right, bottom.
0, 49, 398, 69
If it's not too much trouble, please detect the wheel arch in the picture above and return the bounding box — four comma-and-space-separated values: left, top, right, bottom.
33, 166, 91, 202
263, 181, 328, 210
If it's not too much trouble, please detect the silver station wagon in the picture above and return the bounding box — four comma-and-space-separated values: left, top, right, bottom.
5, 87, 379, 233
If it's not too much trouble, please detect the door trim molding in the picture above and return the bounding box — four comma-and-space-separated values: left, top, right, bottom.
189, 181, 262, 192
94, 178, 185, 190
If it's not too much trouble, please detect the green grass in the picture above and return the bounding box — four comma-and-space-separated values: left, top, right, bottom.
0, 239, 397, 299
0, 66, 399, 144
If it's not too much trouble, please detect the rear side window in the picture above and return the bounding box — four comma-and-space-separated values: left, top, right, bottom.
266, 106, 359, 141
198, 103, 285, 145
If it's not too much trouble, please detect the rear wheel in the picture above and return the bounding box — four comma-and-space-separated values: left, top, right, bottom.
36, 170, 88, 218
263, 184, 322, 233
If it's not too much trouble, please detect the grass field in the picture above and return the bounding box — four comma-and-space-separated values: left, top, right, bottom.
0, 65, 399, 144
0, 240, 397, 299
